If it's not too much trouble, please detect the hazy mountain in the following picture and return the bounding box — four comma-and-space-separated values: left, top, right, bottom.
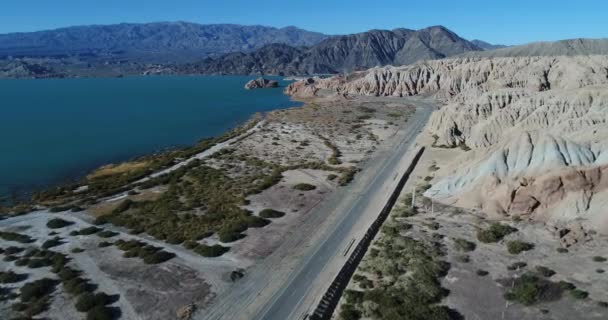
189, 26, 483, 75
0, 22, 329, 63
470, 39, 508, 50
467, 38, 608, 57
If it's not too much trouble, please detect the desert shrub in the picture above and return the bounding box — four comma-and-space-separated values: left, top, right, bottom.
194, 244, 230, 257
98, 241, 113, 248
5, 246, 24, 254
259, 209, 285, 219
340, 303, 362, 320
97, 230, 118, 238
76, 292, 111, 312
3, 255, 19, 262
597, 301, 608, 308
477, 223, 517, 243
597, 269, 605, 274
570, 289, 588, 299
476, 270, 489, 276
42, 237, 63, 249
64, 277, 95, 295
293, 183, 316, 191
507, 262, 528, 271
112, 199, 134, 214
556, 247, 568, 253
558, 281, 576, 291
507, 241, 535, 254
453, 238, 476, 252
535, 266, 556, 277
592, 256, 607, 262
455, 255, 470, 263
0, 271, 26, 283
504, 273, 562, 305
20, 278, 58, 302
327, 174, 338, 181
47, 218, 74, 229
57, 267, 81, 281
77, 226, 103, 235
0, 231, 34, 243
143, 251, 176, 264
219, 231, 245, 243
86, 305, 114, 320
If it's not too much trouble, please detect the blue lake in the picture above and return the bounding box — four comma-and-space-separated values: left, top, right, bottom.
0, 76, 299, 202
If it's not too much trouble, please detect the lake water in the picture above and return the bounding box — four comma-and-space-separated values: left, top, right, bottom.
0, 76, 299, 202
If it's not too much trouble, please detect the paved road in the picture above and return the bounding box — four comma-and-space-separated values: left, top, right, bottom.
199, 98, 434, 320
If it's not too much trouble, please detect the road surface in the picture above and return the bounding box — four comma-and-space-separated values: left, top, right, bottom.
199, 97, 435, 320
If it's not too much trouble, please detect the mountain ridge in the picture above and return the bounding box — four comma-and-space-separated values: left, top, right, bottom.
186, 25, 483, 75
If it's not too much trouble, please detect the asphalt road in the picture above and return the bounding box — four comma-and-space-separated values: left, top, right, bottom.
254, 99, 434, 320
199, 98, 434, 320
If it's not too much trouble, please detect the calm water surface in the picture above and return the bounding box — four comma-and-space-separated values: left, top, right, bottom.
0, 76, 299, 201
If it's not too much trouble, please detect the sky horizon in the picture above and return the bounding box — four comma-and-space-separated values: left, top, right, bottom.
2, 0, 607, 46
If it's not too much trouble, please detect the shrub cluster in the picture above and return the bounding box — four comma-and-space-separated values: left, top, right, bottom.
477, 223, 517, 243
259, 209, 285, 219
114, 239, 176, 264
46, 218, 74, 229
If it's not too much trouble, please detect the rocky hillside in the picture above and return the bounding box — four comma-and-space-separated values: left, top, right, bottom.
0, 22, 329, 63
285, 54, 608, 232
470, 39, 508, 50
466, 38, 608, 57
190, 26, 482, 75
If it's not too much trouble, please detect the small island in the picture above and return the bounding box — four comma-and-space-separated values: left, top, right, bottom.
244, 77, 279, 89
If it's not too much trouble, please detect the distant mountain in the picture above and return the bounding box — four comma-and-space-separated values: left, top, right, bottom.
470, 39, 508, 50
0, 22, 329, 63
187, 26, 483, 75
467, 38, 608, 57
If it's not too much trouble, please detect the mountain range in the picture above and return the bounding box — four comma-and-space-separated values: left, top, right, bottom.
185, 26, 483, 75
0, 22, 328, 63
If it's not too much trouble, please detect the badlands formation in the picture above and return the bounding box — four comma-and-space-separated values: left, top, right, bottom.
286, 55, 608, 234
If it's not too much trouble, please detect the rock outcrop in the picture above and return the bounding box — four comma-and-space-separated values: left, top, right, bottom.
285, 53, 608, 233
244, 77, 279, 89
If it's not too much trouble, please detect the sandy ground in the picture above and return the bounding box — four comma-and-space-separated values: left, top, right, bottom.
1, 94, 418, 319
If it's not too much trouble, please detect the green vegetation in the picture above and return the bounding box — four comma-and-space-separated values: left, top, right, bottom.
453, 238, 476, 252
504, 273, 563, 306
327, 174, 338, 181
75, 226, 103, 235
192, 244, 230, 257
17, 278, 59, 317
0, 271, 26, 283
0, 230, 34, 243
5, 246, 24, 254
339, 218, 458, 319
293, 183, 317, 191
476, 269, 489, 276
42, 237, 64, 249
556, 247, 569, 253
75, 292, 111, 312
476, 223, 517, 243
569, 289, 588, 299
592, 256, 607, 262
259, 209, 285, 219
506, 241, 535, 254
46, 218, 74, 229
321, 136, 342, 165
114, 239, 176, 264
535, 266, 556, 277
97, 230, 119, 238
507, 262, 527, 271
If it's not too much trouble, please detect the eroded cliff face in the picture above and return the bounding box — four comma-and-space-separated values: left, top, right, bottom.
285, 55, 608, 232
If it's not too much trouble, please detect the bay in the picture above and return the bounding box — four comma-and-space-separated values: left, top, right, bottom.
0, 75, 299, 202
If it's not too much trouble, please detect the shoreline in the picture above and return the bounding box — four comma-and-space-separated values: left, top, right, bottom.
0, 78, 303, 209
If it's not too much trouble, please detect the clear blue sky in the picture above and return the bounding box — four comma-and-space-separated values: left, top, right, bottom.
1, 0, 607, 45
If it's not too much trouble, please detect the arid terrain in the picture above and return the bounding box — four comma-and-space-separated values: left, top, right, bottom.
285, 53, 608, 319
0, 92, 417, 320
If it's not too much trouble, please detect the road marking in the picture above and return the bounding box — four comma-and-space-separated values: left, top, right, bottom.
342, 238, 356, 256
